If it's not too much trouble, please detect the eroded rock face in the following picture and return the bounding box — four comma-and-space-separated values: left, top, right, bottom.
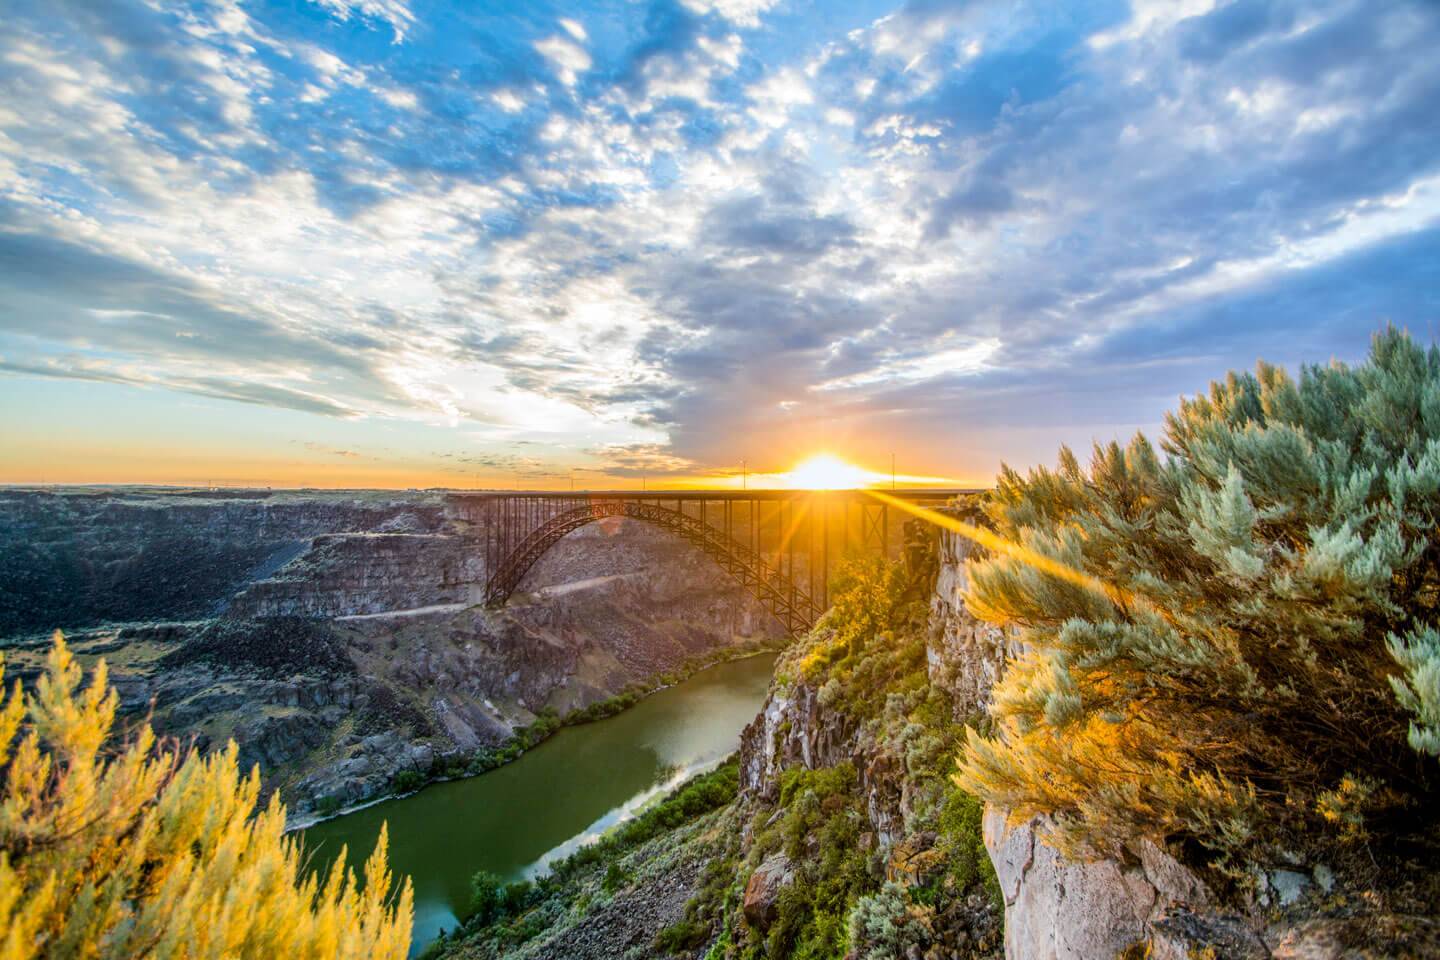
984, 809, 1216, 960
927, 522, 1018, 719
0, 489, 450, 637
226, 533, 482, 619
737, 677, 918, 848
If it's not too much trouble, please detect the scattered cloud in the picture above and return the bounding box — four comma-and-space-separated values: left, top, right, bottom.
308, 0, 415, 42
1, 0, 1437, 483
588, 442, 699, 477
535, 34, 592, 87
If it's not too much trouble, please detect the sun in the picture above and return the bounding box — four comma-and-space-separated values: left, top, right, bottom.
783, 453, 872, 489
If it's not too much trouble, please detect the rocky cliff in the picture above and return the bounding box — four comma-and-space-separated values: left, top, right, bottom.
0, 488, 785, 819
724, 511, 1363, 960
926, 522, 1204, 959
720, 526, 1005, 959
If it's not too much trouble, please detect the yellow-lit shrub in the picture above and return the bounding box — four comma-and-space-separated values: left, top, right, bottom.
0, 632, 412, 959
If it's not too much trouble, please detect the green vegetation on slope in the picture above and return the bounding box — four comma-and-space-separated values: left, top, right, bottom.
690, 552, 1002, 960
423, 760, 741, 958
555, 759, 740, 877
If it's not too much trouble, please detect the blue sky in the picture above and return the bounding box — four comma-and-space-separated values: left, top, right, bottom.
1, 0, 1437, 487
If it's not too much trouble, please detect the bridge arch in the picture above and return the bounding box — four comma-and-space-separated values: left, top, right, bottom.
483, 500, 822, 637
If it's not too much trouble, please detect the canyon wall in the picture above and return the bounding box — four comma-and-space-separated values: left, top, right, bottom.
730, 519, 1006, 959
0, 489, 785, 817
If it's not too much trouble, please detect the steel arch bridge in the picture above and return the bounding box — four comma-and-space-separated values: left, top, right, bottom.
455, 489, 970, 637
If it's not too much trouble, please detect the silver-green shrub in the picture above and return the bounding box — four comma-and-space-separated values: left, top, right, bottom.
958, 326, 1440, 862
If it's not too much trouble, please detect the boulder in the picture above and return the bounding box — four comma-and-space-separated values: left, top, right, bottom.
743, 853, 794, 931
984, 808, 1215, 960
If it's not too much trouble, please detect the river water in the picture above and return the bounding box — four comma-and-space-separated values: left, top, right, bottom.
301, 653, 776, 954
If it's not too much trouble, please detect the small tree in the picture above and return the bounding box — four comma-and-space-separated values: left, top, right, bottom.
957, 327, 1440, 864
469, 870, 504, 923
601, 861, 629, 894
501, 878, 535, 916
0, 632, 412, 958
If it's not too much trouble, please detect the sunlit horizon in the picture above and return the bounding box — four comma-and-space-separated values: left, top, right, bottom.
0, 451, 968, 493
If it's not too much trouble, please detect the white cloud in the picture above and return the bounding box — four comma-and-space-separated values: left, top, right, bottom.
534, 35, 592, 87
817, 340, 1002, 391
1089, 0, 1214, 49
308, 0, 416, 43
491, 89, 526, 113
746, 67, 812, 128
698, 33, 743, 70
680, 0, 780, 29
379, 87, 420, 110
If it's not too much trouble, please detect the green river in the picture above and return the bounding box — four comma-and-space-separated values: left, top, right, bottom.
301, 653, 776, 955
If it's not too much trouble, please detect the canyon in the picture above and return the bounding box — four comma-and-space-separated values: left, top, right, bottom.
5, 487, 1428, 959
441, 505, 1429, 960
0, 488, 784, 819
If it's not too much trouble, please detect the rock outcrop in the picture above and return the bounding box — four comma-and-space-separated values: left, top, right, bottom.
927, 511, 1018, 718
738, 677, 916, 849
984, 809, 1222, 960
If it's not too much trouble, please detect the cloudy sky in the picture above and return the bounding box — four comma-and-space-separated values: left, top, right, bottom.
1, 0, 1437, 488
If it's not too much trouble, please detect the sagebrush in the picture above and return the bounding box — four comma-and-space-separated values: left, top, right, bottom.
958, 326, 1440, 866
0, 632, 412, 959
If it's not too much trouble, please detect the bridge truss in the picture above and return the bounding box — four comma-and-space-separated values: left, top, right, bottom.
457, 489, 969, 637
